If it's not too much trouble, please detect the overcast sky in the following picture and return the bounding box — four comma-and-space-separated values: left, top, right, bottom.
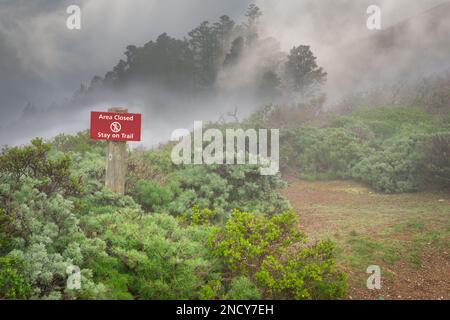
0, 0, 447, 145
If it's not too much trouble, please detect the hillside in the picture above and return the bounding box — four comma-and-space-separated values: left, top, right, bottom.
1, 2, 450, 302
1, 100, 450, 300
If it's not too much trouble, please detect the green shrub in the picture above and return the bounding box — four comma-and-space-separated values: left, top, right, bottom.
210, 210, 347, 300
52, 131, 106, 155
167, 165, 289, 220
226, 276, 262, 300
70, 151, 105, 183
0, 207, 14, 254
282, 127, 369, 180
198, 279, 225, 300
0, 138, 80, 196
0, 140, 109, 299
329, 117, 376, 142
418, 132, 450, 188
0, 256, 32, 299
85, 211, 223, 299
181, 206, 218, 226
352, 135, 422, 193
145, 147, 176, 175
126, 148, 173, 193
1, 180, 106, 299
75, 188, 140, 217
134, 180, 173, 212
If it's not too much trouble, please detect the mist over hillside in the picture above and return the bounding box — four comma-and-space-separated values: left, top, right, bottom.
0, 1, 449, 146
326, 1, 450, 101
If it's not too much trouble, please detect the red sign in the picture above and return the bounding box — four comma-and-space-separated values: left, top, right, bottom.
90, 111, 141, 141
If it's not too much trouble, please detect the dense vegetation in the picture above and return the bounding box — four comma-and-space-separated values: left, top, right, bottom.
2, 98, 448, 299
0, 130, 348, 299
246, 104, 449, 193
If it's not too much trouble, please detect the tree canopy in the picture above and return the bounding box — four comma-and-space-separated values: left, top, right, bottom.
80, 4, 326, 103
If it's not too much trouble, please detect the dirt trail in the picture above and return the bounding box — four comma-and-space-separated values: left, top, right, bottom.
281, 178, 450, 300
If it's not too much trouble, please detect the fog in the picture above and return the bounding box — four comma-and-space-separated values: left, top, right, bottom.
0, 0, 449, 147
258, 0, 450, 102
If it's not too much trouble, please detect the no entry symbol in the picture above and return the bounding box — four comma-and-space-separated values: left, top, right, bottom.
110, 122, 122, 133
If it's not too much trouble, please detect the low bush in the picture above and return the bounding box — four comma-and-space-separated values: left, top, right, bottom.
352, 135, 422, 193
210, 210, 347, 299
134, 180, 173, 212
52, 131, 106, 155
83, 211, 223, 299
166, 164, 290, 220
0, 256, 32, 299
418, 132, 450, 188
299, 128, 369, 180
226, 276, 262, 300
0, 138, 80, 196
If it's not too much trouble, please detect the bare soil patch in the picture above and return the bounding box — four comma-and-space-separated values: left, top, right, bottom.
281, 178, 450, 300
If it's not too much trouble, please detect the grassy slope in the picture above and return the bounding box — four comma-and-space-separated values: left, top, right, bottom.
281, 179, 450, 300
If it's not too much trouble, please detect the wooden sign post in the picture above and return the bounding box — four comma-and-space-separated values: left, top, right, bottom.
104, 107, 127, 193
105, 107, 128, 194
90, 107, 142, 194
